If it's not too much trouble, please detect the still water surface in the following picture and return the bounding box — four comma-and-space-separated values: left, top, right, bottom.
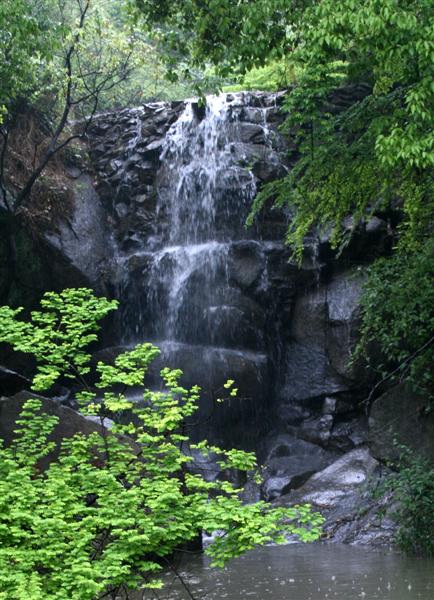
143, 543, 433, 600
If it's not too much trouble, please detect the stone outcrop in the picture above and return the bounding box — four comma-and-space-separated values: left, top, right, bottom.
44, 172, 114, 291
0, 392, 104, 469
0, 211, 91, 311
368, 383, 434, 463
277, 447, 397, 547
83, 91, 392, 456
261, 433, 338, 500
0, 89, 407, 549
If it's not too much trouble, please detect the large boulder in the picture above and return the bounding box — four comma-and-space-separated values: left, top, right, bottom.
0, 212, 90, 311
290, 269, 364, 380
0, 391, 104, 469
275, 267, 369, 452
45, 173, 114, 290
277, 447, 397, 547
283, 447, 379, 507
261, 433, 337, 500
368, 383, 434, 463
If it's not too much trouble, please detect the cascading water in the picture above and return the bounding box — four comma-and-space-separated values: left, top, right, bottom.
145, 96, 256, 344
85, 85, 397, 523
110, 92, 289, 445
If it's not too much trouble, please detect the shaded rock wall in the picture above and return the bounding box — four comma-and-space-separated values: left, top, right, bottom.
84, 91, 394, 488
369, 383, 434, 463
2, 89, 418, 526
0, 212, 89, 310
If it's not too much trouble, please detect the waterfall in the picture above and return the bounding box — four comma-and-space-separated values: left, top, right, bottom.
143, 96, 256, 344
83, 87, 392, 504
101, 92, 289, 445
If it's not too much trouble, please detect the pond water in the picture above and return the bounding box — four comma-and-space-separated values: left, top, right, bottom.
142, 543, 434, 600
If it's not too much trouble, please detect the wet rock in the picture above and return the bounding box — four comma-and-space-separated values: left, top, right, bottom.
191, 101, 206, 121
280, 343, 350, 405
0, 208, 94, 314
115, 202, 129, 219
238, 122, 266, 144
252, 159, 287, 182
45, 174, 114, 289
228, 241, 265, 289
136, 138, 165, 160
276, 402, 310, 426
229, 142, 267, 165
290, 270, 364, 380
204, 305, 264, 350
291, 290, 329, 347
368, 383, 434, 463
261, 434, 336, 500
299, 414, 334, 447
277, 447, 397, 546
322, 396, 337, 414
329, 418, 369, 452
240, 107, 269, 123
280, 447, 378, 506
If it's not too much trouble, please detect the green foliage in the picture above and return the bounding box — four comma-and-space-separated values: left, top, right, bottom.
0, 288, 118, 391
0, 289, 323, 598
1, 1, 132, 121
88, 0, 211, 109
130, 0, 294, 79
245, 0, 434, 255
354, 239, 434, 401
224, 60, 299, 93
379, 445, 434, 556
0, 0, 59, 122
0, 0, 209, 123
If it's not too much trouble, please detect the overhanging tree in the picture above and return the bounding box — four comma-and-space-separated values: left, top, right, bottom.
0, 288, 323, 599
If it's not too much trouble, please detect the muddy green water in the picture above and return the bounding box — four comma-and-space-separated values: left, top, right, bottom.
142, 543, 433, 600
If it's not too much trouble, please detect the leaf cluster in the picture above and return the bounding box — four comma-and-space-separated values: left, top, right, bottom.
0, 289, 324, 598
0, 288, 118, 391
377, 444, 434, 556
354, 238, 434, 402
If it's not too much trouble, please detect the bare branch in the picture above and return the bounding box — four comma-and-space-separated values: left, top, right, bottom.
0, 125, 11, 209
364, 334, 434, 414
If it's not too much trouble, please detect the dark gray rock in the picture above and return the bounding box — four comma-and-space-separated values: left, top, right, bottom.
276, 447, 397, 547
252, 159, 287, 182
299, 414, 334, 447
329, 417, 369, 452
280, 343, 350, 405
204, 305, 264, 350
0, 366, 30, 396
45, 173, 114, 289
290, 270, 364, 379
261, 434, 337, 500
368, 383, 434, 463
228, 241, 265, 289
238, 122, 266, 144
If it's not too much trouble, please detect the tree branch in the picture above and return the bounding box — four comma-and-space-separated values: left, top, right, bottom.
0, 126, 11, 209
364, 335, 434, 414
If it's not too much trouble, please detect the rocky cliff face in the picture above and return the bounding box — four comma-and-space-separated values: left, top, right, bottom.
1, 90, 410, 546
81, 91, 395, 505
